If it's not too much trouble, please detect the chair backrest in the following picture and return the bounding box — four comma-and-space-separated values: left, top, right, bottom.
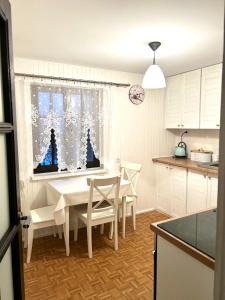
87, 176, 121, 220
120, 161, 142, 197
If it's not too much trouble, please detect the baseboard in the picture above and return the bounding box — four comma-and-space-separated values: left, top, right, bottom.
136, 208, 155, 215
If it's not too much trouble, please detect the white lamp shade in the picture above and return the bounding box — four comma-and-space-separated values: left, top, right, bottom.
142, 64, 166, 89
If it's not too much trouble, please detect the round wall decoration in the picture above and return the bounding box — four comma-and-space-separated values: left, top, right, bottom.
129, 85, 145, 105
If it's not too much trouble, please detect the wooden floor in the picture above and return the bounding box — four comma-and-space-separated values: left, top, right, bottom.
23, 211, 168, 300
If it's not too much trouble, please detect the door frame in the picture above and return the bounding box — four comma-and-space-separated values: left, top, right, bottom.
214, 6, 225, 299
0, 0, 24, 298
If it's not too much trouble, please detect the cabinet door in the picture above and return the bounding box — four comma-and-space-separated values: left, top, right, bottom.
165, 74, 184, 129
156, 163, 171, 214
200, 64, 222, 129
207, 176, 218, 208
182, 70, 201, 128
170, 166, 187, 217
187, 171, 208, 214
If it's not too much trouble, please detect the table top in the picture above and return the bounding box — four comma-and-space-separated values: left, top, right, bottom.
48, 176, 130, 195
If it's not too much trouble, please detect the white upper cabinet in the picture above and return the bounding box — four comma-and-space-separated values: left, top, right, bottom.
165, 74, 184, 129
200, 64, 222, 129
165, 69, 201, 129
182, 69, 201, 128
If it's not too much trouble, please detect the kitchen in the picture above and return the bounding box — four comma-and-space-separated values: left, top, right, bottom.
0, 0, 225, 299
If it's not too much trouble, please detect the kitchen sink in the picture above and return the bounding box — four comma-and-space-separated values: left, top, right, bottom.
198, 161, 219, 168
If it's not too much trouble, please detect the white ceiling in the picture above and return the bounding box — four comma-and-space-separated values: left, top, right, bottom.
10, 0, 224, 76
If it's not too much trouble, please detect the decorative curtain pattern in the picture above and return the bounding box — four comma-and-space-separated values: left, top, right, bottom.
31, 84, 104, 171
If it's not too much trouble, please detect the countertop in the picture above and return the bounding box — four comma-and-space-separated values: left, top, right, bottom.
150, 209, 216, 269
152, 156, 218, 176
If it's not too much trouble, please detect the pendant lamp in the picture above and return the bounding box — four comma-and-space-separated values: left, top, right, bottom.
142, 41, 166, 89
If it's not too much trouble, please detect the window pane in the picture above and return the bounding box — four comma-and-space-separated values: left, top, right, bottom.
0, 33, 4, 122
0, 246, 14, 300
38, 92, 50, 117
0, 134, 10, 239
53, 93, 64, 115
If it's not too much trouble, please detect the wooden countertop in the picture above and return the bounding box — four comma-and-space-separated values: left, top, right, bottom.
152, 156, 218, 176
150, 216, 215, 270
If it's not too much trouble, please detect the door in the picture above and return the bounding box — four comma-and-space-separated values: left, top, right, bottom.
0, 0, 24, 299
155, 163, 171, 214
187, 171, 208, 214
170, 166, 187, 217
200, 64, 222, 129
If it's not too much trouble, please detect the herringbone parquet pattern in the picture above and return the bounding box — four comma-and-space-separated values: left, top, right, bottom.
23, 210, 168, 300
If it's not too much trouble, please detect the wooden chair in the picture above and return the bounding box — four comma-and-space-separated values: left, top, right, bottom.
73, 176, 121, 258
120, 161, 142, 238
25, 205, 66, 263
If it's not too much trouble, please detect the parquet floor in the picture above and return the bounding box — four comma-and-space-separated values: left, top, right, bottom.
23, 210, 168, 300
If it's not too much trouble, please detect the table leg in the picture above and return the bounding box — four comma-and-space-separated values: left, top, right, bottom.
63, 206, 70, 256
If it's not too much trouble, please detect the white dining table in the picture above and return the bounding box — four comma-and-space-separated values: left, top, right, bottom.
46, 175, 130, 255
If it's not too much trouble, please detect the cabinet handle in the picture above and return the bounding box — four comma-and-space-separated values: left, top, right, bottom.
178, 124, 180, 127
216, 124, 220, 127
181, 124, 184, 127
209, 177, 211, 180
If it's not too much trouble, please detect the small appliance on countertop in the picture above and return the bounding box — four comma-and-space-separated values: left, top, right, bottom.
190, 149, 213, 163
174, 130, 188, 158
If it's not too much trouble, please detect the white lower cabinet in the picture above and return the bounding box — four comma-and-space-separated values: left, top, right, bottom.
155, 163, 187, 216
207, 176, 218, 209
155, 163, 218, 216
170, 167, 187, 217
155, 163, 171, 214
187, 171, 208, 214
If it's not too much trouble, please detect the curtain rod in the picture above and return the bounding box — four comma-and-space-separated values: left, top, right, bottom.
14, 72, 131, 88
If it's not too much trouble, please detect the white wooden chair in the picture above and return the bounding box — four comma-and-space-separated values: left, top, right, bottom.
120, 161, 142, 238
73, 176, 121, 258
25, 205, 66, 263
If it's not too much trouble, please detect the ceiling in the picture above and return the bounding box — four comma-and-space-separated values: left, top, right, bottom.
10, 0, 224, 76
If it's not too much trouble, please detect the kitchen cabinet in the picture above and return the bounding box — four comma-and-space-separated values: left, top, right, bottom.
155, 163, 187, 216
187, 171, 208, 214
165, 69, 201, 129
200, 64, 222, 129
170, 166, 187, 217
207, 176, 218, 208
155, 163, 171, 214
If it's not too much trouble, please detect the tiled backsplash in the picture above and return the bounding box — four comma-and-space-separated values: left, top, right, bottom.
174, 129, 220, 158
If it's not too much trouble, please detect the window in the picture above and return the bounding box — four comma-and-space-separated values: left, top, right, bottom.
31, 84, 103, 174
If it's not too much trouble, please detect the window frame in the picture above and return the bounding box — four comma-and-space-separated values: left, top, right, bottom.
31, 85, 102, 175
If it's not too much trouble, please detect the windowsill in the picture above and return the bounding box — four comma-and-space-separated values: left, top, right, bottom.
31, 167, 107, 181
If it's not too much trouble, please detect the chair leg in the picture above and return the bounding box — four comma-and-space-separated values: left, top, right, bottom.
74, 215, 79, 241
122, 197, 126, 239
58, 225, 62, 239
132, 202, 136, 231
63, 223, 70, 256
100, 224, 104, 235
53, 226, 57, 237
24, 229, 28, 248
27, 226, 34, 264
114, 215, 118, 251
87, 225, 93, 258
109, 222, 113, 240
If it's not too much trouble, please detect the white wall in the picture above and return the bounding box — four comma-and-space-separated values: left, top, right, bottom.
173, 129, 219, 157
14, 58, 175, 223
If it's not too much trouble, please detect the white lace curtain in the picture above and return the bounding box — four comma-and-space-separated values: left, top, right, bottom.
31, 84, 104, 172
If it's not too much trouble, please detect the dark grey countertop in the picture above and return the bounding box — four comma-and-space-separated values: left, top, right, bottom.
158, 209, 217, 259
